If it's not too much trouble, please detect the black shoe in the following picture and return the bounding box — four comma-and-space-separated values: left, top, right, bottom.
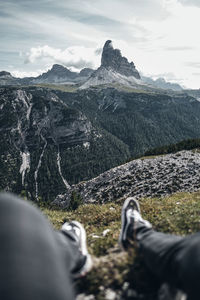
119, 197, 152, 250
61, 221, 93, 278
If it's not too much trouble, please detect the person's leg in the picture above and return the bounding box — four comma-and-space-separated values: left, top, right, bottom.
0, 192, 77, 300
119, 197, 200, 299
56, 221, 93, 278
138, 229, 200, 299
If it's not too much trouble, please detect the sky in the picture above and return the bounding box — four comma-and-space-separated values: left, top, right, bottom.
0, 0, 200, 88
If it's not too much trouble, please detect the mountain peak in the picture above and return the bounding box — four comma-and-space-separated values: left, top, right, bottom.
0, 71, 12, 77
101, 40, 140, 79
51, 64, 69, 72
103, 40, 113, 49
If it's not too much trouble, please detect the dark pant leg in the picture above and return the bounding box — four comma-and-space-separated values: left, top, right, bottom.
137, 228, 200, 298
55, 230, 87, 276
0, 192, 75, 300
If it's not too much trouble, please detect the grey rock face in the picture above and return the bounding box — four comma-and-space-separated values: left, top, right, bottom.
79, 68, 94, 77
0, 71, 12, 77
36, 64, 77, 82
0, 87, 94, 200
54, 150, 200, 207
0, 65, 95, 86
32, 64, 93, 84
142, 76, 183, 91
0, 87, 131, 201
80, 40, 142, 89
0, 71, 21, 85
101, 40, 140, 79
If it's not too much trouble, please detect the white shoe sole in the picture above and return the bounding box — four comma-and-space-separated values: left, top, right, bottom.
119, 197, 140, 249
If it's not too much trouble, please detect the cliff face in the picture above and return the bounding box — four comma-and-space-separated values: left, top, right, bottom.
56, 87, 200, 158
2, 84, 200, 201
80, 40, 141, 89
32, 64, 94, 84
0, 87, 130, 201
101, 40, 140, 78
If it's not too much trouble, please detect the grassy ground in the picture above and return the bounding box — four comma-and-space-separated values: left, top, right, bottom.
40, 191, 200, 298
32, 83, 78, 92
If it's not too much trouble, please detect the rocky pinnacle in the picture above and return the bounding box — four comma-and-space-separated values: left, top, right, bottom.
101, 40, 140, 79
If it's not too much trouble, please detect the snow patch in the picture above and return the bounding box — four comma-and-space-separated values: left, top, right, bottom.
20, 151, 30, 185
57, 150, 71, 189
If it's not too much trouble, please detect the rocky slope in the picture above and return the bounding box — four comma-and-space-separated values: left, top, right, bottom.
0, 71, 21, 85
142, 76, 182, 91
32, 64, 94, 84
80, 40, 141, 89
54, 150, 200, 207
2, 84, 200, 201
55, 87, 200, 157
101, 41, 140, 79
0, 87, 130, 201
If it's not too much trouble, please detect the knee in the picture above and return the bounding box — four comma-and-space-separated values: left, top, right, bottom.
176, 235, 200, 295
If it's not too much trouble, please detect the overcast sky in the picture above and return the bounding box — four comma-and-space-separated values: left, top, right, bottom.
1, 0, 200, 88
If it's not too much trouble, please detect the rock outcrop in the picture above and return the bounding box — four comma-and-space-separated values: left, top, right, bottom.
0, 71, 21, 85
54, 150, 200, 207
142, 76, 183, 91
101, 40, 140, 78
0, 40, 188, 91
32, 64, 94, 84
80, 40, 141, 89
0, 87, 130, 201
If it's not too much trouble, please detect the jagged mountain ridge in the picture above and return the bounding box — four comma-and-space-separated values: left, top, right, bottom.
101, 41, 140, 78
0, 65, 94, 86
142, 76, 183, 91
54, 150, 200, 207
80, 40, 142, 89
32, 64, 94, 84
0, 40, 183, 91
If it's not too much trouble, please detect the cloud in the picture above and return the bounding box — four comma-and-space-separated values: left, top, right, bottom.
185, 62, 200, 68
94, 48, 102, 56
24, 45, 101, 70
177, 0, 200, 7
166, 46, 194, 51
146, 72, 184, 83
11, 70, 45, 78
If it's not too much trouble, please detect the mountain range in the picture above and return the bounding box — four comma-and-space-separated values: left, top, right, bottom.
1, 40, 200, 202
0, 40, 183, 91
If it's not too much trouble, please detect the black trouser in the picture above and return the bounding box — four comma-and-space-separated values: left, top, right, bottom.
0, 192, 82, 300
137, 227, 200, 299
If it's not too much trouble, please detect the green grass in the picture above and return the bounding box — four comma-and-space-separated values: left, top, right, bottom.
39, 191, 200, 298
32, 83, 78, 92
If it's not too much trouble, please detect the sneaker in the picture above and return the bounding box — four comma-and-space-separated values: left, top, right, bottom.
119, 197, 152, 250
61, 221, 93, 278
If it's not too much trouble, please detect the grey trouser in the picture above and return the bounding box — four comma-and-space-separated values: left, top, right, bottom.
0, 192, 82, 300
137, 227, 200, 299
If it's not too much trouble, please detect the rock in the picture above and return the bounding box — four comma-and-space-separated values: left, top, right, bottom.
101, 40, 140, 79
0, 71, 12, 77
55, 150, 200, 206
33, 64, 78, 84
80, 40, 141, 89
79, 68, 94, 77
105, 288, 117, 300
